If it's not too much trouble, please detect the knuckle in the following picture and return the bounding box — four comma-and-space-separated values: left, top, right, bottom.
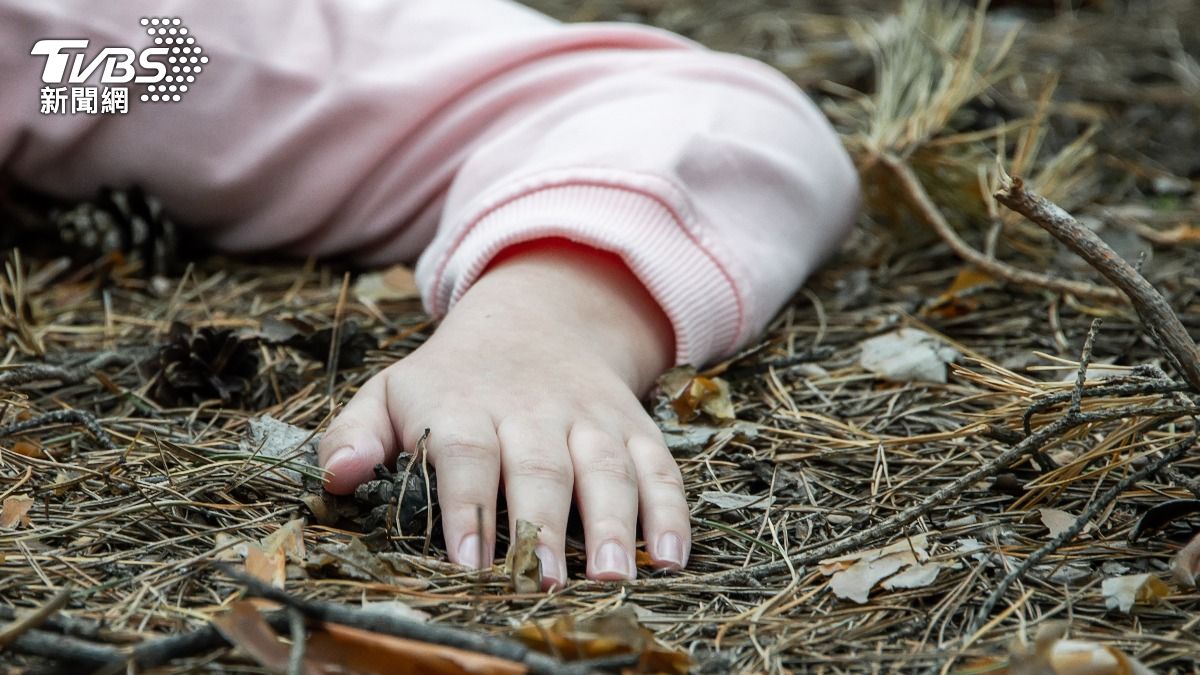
433, 434, 497, 462
512, 454, 573, 483
645, 463, 685, 492
588, 514, 634, 539
584, 452, 636, 484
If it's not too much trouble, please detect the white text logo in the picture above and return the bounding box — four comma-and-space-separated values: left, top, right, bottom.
32, 17, 207, 114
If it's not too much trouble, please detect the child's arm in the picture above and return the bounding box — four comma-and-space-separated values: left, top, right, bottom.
1, 0, 859, 582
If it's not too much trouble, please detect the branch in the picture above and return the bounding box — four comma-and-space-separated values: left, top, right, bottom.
995, 176, 1200, 391
880, 155, 1124, 303
970, 432, 1198, 633
658, 401, 1200, 588
216, 564, 595, 675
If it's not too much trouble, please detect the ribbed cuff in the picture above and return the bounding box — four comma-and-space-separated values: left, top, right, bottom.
423, 170, 744, 366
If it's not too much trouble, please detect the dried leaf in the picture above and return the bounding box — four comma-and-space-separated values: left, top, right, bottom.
306, 621, 524, 675
859, 328, 959, 383
353, 264, 420, 302
819, 533, 930, 570
699, 491, 775, 511
10, 440, 46, 459
240, 415, 321, 483
0, 495, 33, 529
657, 366, 735, 423
360, 600, 430, 624
881, 562, 942, 590
1101, 573, 1169, 613
1170, 531, 1200, 587
1130, 498, 1200, 541
211, 601, 320, 675
828, 550, 916, 604
1039, 508, 1079, 538
261, 518, 306, 564
505, 519, 542, 593
1008, 624, 1155, 675
244, 543, 286, 588
922, 267, 995, 319
1043, 639, 1155, 675
306, 537, 414, 585
515, 606, 688, 674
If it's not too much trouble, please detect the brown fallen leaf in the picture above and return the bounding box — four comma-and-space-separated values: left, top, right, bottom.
261, 518, 306, 564
657, 366, 734, 423
306, 537, 414, 585
0, 495, 34, 529
306, 621, 526, 675
515, 606, 688, 674
1170, 531, 1200, 587
505, 519, 542, 593
10, 440, 46, 459
244, 542, 286, 588
922, 267, 996, 319
211, 601, 321, 675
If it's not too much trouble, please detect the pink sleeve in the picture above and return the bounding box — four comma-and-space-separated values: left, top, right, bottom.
0, 0, 859, 366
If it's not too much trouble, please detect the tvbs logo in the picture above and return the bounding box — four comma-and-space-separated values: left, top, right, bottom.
32, 17, 206, 113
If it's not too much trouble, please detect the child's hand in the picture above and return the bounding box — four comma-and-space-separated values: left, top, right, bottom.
316, 240, 689, 586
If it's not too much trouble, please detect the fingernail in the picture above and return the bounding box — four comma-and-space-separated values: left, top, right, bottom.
458, 534, 482, 569
535, 544, 564, 588
594, 541, 633, 580
656, 532, 687, 569
326, 445, 356, 470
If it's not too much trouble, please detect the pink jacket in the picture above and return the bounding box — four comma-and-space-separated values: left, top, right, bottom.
1, 0, 859, 366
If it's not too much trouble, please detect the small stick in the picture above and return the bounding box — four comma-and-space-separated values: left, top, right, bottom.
1068, 319, 1102, 418
881, 155, 1122, 303
0, 352, 132, 387
216, 564, 594, 675
969, 432, 1198, 633
286, 608, 306, 675
8, 628, 122, 669
0, 409, 115, 449
1021, 377, 1186, 436
0, 585, 74, 648
995, 176, 1200, 391
662, 401, 1200, 587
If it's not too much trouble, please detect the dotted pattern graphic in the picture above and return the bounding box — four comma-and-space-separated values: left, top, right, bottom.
138, 17, 207, 103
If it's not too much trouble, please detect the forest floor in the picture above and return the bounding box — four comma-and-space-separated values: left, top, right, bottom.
2, 0, 1200, 673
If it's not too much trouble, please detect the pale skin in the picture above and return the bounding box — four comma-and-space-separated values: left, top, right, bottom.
316, 238, 690, 587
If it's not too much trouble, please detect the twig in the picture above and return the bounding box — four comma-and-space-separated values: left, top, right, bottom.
1068, 319, 1102, 417
216, 564, 596, 675
881, 155, 1123, 303
1021, 377, 1187, 436
0, 604, 140, 644
113, 610, 294, 671
0, 352, 132, 387
0, 586, 74, 648
667, 401, 1200, 587
287, 608, 306, 675
995, 176, 1200, 391
969, 432, 1198, 633
0, 409, 115, 449
7, 628, 122, 669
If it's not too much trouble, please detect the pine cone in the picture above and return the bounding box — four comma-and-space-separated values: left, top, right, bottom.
151, 322, 259, 406
53, 185, 180, 276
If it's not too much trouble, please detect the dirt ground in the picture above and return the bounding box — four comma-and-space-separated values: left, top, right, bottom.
2, 0, 1200, 673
